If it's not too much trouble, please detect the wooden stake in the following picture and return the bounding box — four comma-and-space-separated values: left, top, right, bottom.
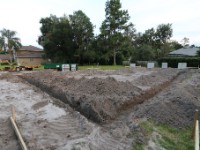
10, 116, 28, 150
195, 120, 199, 150
10, 107, 28, 150
192, 109, 199, 140
11, 106, 16, 121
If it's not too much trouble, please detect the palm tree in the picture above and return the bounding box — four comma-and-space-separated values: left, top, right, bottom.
0, 36, 5, 51
0, 28, 22, 62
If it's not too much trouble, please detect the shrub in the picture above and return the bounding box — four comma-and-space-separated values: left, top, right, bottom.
158, 57, 200, 68
122, 61, 130, 66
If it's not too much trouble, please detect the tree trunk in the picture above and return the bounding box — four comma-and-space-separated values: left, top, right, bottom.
113, 49, 116, 65
8, 49, 13, 63
13, 49, 16, 62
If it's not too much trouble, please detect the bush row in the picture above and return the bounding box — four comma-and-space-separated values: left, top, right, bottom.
158, 57, 200, 68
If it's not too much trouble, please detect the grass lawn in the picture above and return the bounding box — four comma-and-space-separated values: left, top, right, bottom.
1, 64, 127, 71
134, 120, 194, 150
0, 65, 16, 69
33, 65, 44, 71
79, 65, 126, 70
35, 65, 127, 71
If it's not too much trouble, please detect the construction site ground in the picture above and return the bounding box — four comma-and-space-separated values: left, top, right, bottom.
0, 68, 200, 150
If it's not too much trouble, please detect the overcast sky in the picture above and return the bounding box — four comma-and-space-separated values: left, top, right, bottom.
1, 0, 199, 47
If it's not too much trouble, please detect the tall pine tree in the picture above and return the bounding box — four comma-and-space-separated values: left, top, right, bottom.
100, 0, 133, 65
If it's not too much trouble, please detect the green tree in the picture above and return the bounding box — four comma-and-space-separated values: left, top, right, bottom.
69, 10, 94, 64
38, 11, 95, 64
100, 0, 134, 65
142, 28, 156, 47
0, 36, 5, 51
133, 24, 173, 60
132, 45, 155, 61
181, 37, 190, 47
0, 29, 22, 62
95, 34, 112, 64
169, 40, 183, 50
121, 23, 137, 61
155, 24, 173, 46
154, 24, 173, 58
197, 49, 200, 57
134, 28, 156, 49
38, 15, 75, 63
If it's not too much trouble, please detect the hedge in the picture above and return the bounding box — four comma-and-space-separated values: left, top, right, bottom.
158, 57, 200, 68
0, 52, 8, 54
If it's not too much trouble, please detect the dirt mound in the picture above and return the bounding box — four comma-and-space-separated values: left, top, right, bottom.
134, 68, 180, 87
20, 68, 181, 124
21, 71, 143, 123
2, 69, 199, 149
133, 69, 200, 128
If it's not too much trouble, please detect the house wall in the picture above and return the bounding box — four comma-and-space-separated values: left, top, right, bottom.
17, 58, 46, 66
16, 49, 46, 66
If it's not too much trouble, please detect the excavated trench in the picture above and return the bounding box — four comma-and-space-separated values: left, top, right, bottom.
2, 69, 200, 150
118, 71, 181, 112
20, 69, 182, 124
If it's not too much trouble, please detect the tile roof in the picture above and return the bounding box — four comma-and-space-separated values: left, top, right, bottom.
169, 47, 199, 56
20, 45, 43, 51
16, 45, 44, 58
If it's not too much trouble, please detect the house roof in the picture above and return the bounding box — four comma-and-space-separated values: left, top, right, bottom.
16, 45, 44, 58
169, 47, 199, 56
20, 45, 43, 51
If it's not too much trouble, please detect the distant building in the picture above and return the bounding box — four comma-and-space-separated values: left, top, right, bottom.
16, 45, 46, 66
169, 47, 199, 57
0, 52, 10, 61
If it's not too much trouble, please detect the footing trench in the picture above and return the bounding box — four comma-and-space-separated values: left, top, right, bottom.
20, 69, 183, 124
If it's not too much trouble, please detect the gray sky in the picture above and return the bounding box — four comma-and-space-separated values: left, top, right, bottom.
1, 0, 199, 47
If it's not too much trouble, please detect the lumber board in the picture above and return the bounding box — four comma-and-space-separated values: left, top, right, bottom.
10, 116, 28, 150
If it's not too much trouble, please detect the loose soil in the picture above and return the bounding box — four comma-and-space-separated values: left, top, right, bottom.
0, 68, 200, 149
133, 69, 200, 128
21, 68, 180, 123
